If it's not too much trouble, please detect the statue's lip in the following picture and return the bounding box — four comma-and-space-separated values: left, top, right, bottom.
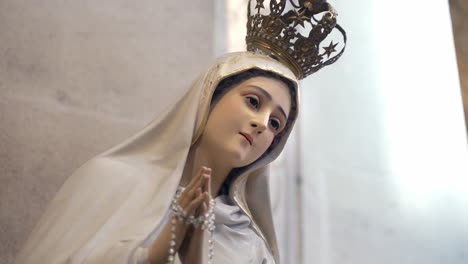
239, 132, 253, 145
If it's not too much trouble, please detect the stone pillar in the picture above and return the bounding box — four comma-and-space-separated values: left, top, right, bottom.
449, 0, 468, 134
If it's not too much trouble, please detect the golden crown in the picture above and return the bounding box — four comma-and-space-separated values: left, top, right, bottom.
246, 0, 347, 79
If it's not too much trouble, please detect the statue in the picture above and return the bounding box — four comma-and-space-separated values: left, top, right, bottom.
15, 1, 346, 263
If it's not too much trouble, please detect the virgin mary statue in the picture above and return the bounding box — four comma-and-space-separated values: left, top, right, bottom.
15, 1, 346, 263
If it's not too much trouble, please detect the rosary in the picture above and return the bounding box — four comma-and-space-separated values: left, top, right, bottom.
167, 186, 216, 264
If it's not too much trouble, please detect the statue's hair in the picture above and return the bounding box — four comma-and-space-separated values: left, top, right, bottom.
211, 68, 295, 108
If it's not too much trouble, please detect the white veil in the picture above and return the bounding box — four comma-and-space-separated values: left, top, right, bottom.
15, 52, 299, 264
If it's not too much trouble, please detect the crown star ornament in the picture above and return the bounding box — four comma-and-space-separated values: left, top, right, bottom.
323, 40, 338, 58
246, 0, 347, 79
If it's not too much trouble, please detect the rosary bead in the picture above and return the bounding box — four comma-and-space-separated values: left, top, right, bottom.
168, 185, 216, 263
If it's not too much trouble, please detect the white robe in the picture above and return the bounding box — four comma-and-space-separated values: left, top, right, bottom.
211, 195, 275, 264
135, 195, 275, 264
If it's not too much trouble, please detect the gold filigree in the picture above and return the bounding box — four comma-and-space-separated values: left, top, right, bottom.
246, 0, 347, 79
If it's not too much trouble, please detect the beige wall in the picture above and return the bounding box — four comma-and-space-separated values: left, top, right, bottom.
450, 0, 468, 132
0, 1, 214, 263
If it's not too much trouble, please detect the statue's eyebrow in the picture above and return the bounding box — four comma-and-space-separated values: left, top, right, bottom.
246, 85, 288, 121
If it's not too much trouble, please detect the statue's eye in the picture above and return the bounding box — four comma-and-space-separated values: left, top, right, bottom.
270, 118, 281, 130
246, 96, 259, 109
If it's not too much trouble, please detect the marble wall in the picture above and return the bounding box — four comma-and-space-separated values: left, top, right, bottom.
0, 1, 214, 263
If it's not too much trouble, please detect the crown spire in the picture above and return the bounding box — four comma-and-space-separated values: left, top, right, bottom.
246, 0, 347, 79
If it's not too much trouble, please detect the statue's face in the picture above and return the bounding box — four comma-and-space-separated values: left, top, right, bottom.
200, 76, 292, 168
